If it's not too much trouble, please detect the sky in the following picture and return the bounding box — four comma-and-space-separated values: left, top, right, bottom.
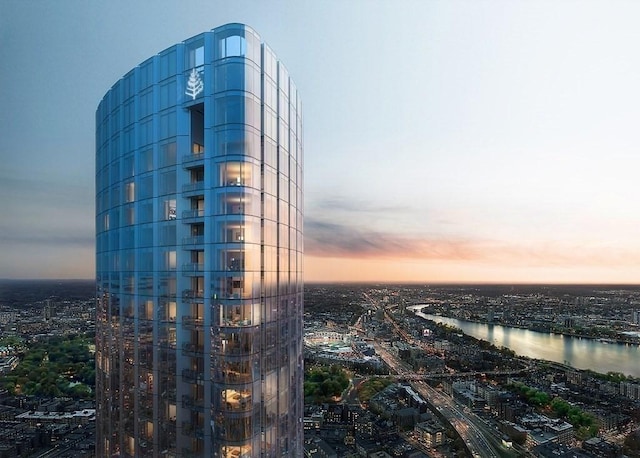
1, 0, 639, 284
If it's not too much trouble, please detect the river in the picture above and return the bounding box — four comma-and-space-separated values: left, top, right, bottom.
408, 306, 640, 378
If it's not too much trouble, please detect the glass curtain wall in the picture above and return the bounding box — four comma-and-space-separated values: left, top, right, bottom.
96, 23, 303, 457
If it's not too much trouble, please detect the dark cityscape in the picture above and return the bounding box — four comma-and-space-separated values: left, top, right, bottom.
0, 280, 639, 457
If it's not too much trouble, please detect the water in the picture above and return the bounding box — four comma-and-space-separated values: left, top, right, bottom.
409, 306, 640, 378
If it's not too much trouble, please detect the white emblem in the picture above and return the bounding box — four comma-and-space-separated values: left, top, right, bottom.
185, 68, 204, 100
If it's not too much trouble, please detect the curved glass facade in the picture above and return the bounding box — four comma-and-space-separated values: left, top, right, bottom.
95, 24, 303, 457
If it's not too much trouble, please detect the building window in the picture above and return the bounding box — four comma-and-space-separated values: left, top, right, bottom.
125, 205, 135, 225
160, 171, 176, 195
165, 250, 177, 270
164, 199, 177, 220
219, 35, 246, 58
159, 49, 177, 80
139, 149, 153, 173
218, 161, 259, 188
125, 182, 135, 202
143, 300, 153, 320
160, 142, 177, 167
160, 80, 177, 110
189, 45, 204, 68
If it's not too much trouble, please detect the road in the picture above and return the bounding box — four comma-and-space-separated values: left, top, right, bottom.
411, 378, 528, 458
363, 292, 525, 455
374, 341, 507, 457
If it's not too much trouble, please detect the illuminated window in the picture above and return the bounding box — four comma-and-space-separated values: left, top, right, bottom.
125, 182, 135, 202
164, 199, 177, 220
168, 302, 176, 321
144, 300, 153, 320
162, 253, 176, 273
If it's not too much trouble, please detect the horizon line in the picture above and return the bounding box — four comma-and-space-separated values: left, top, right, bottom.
1, 278, 640, 287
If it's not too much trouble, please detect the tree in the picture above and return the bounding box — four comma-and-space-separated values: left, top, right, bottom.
0, 334, 95, 398
303, 364, 350, 403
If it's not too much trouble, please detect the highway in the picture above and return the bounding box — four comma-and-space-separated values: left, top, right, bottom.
374, 341, 507, 457
361, 291, 524, 458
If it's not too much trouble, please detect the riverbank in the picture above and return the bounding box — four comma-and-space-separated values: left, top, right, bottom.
410, 306, 640, 347
409, 307, 640, 378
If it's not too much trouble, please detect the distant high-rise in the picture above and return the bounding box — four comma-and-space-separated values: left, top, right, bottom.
95, 24, 304, 457
487, 306, 495, 323
43, 299, 52, 322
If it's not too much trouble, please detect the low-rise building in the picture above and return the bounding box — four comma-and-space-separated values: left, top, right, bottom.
415, 419, 445, 448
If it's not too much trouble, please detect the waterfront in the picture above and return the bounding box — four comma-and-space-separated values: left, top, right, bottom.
410, 306, 640, 378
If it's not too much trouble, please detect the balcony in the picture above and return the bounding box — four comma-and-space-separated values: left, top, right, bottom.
182, 235, 204, 246
220, 342, 251, 356
182, 368, 204, 384
182, 263, 204, 276
182, 342, 204, 356
182, 394, 204, 412
182, 151, 204, 168
221, 317, 252, 327
182, 209, 205, 222
215, 369, 252, 384
182, 315, 204, 330
182, 289, 204, 302
182, 421, 205, 439
181, 447, 203, 458
182, 181, 204, 195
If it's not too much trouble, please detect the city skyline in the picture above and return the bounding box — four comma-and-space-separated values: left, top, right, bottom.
2, 1, 640, 284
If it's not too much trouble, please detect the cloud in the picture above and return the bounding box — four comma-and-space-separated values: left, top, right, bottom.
304, 218, 640, 269
311, 198, 412, 215
0, 229, 94, 247
493, 242, 640, 268
305, 219, 479, 260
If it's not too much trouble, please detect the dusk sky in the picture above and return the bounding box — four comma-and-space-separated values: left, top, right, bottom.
1, 0, 639, 283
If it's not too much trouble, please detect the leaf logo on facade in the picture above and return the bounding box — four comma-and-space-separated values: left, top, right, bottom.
185, 68, 204, 100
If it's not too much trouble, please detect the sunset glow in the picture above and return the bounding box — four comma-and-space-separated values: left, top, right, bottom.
1, 1, 639, 284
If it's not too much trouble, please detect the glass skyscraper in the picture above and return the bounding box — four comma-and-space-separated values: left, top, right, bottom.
95, 24, 303, 457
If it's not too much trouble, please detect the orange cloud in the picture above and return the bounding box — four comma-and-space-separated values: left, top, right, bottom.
304, 219, 640, 283
305, 254, 640, 284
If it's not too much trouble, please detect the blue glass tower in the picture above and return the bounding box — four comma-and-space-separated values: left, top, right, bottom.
95, 24, 303, 457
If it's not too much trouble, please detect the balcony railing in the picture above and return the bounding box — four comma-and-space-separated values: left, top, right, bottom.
182, 181, 204, 193
182, 235, 204, 246
182, 342, 204, 356
181, 447, 202, 458
182, 209, 205, 220
182, 315, 204, 329
182, 394, 204, 412
182, 263, 204, 273
221, 317, 252, 327
182, 150, 204, 166
182, 289, 204, 302
182, 369, 204, 384
182, 421, 204, 438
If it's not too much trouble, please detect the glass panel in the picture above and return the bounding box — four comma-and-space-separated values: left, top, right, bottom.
220, 35, 246, 58
163, 199, 176, 220
124, 182, 135, 202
